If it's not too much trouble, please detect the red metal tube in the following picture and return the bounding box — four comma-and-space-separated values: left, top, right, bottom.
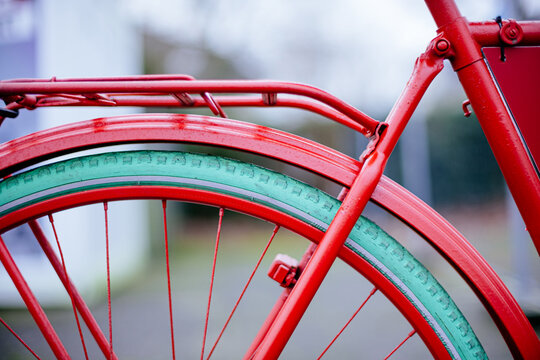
426, 0, 540, 252
0, 80, 380, 136
245, 42, 448, 354
31, 95, 371, 135
28, 220, 117, 360
244, 242, 317, 359
0, 74, 196, 83
0, 235, 69, 359
381, 39, 445, 155
252, 150, 387, 359
424, 0, 462, 28
243, 288, 292, 359
456, 60, 540, 252
470, 21, 540, 47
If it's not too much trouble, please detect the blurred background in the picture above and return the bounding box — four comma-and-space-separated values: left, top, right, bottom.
0, 0, 539, 358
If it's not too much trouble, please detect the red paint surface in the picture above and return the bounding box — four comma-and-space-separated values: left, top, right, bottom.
484, 46, 540, 173
1, 113, 538, 358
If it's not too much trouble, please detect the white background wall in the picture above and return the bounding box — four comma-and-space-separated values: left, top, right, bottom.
0, 0, 146, 306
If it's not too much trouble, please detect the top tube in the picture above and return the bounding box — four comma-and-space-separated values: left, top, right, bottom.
471, 21, 540, 46
425, 0, 540, 46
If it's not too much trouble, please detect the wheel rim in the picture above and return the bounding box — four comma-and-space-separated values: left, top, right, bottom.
0, 150, 485, 359
1, 185, 453, 359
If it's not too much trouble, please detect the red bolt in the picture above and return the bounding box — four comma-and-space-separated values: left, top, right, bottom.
435, 39, 450, 54
507, 27, 518, 38
500, 21, 523, 45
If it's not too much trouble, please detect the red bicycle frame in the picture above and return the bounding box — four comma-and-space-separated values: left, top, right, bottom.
0, 0, 539, 358
426, 0, 540, 253
255, 1, 540, 357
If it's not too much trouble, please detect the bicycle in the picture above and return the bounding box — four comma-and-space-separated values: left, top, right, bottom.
0, 0, 539, 358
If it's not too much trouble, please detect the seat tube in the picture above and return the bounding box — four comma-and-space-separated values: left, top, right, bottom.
426, 0, 540, 250
424, 0, 462, 29
455, 60, 540, 251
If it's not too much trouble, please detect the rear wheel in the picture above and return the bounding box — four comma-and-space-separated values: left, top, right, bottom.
0, 150, 486, 359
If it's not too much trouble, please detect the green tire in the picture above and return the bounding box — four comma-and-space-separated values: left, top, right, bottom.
0, 150, 486, 359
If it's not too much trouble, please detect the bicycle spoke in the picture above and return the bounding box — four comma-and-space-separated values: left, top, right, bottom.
244, 243, 317, 359
201, 208, 224, 360
384, 329, 416, 360
162, 200, 176, 360
0, 234, 69, 358
206, 225, 280, 359
0, 316, 41, 359
0, 148, 495, 358
317, 287, 378, 359
28, 219, 117, 360
48, 214, 89, 360
104, 202, 113, 359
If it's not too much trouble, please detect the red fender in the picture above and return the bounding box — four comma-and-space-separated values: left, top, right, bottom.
0, 114, 538, 358
371, 177, 540, 359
